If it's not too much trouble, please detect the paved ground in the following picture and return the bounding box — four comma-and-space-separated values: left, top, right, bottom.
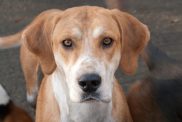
0, 0, 182, 119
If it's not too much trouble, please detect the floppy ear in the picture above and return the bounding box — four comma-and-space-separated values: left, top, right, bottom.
111, 9, 150, 75
23, 9, 62, 74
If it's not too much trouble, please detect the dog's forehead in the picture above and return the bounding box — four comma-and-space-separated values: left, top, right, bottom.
54, 6, 119, 38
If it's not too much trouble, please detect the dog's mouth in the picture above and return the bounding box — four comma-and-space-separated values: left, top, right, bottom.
82, 96, 99, 102
80, 93, 109, 103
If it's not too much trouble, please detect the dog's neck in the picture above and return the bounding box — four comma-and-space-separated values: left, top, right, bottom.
51, 69, 114, 122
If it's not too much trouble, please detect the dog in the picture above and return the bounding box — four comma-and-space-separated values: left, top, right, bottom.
127, 42, 182, 122
0, 6, 150, 122
0, 84, 32, 122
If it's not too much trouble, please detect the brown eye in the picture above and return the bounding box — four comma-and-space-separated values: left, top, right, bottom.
62, 39, 73, 48
102, 37, 113, 48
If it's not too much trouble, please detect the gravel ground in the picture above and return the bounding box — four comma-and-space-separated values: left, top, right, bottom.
0, 0, 182, 119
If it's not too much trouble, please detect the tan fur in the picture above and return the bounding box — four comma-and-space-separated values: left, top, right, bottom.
111, 9, 150, 75
36, 76, 60, 122
20, 44, 39, 104
0, 32, 22, 49
0, 6, 150, 122
112, 80, 133, 122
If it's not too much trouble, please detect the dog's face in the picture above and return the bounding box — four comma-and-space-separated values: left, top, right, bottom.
52, 7, 121, 102
24, 6, 150, 103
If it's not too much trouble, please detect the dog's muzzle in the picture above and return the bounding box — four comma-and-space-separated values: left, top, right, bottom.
78, 73, 101, 102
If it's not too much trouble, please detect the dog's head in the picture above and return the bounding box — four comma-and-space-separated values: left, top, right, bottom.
23, 6, 150, 103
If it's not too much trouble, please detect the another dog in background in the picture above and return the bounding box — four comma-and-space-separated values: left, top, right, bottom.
128, 42, 182, 122
0, 84, 32, 122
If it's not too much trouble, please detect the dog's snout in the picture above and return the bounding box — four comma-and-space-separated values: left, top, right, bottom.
78, 73, 101, 93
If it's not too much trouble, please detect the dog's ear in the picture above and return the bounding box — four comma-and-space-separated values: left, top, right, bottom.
23, 10, 62, 74
111, 9, 150, 75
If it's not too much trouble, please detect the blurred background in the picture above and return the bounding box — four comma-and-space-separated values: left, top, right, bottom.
0, 0, 182, 118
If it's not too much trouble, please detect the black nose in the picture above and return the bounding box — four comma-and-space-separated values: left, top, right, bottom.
78, 73, 101, 93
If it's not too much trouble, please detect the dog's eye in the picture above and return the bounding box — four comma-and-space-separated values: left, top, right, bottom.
62, 39, 73, 48
102, 37, 113, 48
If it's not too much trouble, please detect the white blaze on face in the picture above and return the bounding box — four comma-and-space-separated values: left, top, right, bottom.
0, 84, 10, 105
72, 27, 82, 39
68, 55, 103, 102
92, 26, 104, 38
98, 51, 121, 102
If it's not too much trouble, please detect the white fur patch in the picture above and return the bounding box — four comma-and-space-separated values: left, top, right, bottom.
27, 94, 35, 103
92, 26, 104, 38
72, 28, 82, 38
26, 84, 38, 104
51, 69, 70, 122
0, 84, 10, 105
68, 55, 102, 102
70, 101, 114, 122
